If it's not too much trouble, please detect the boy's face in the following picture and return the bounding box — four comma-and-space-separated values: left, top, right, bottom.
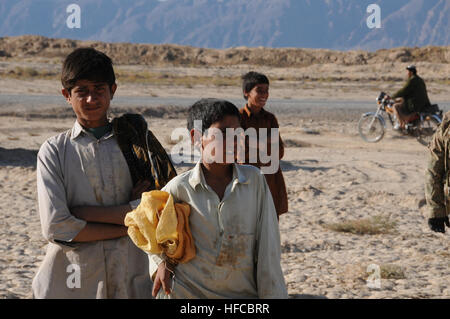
244, 83, 269, 112
192, 115, 242, 165
62, 80, 117, 128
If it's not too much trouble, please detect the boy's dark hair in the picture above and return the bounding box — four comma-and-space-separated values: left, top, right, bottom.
61, 47, 116, 93
187, 98, 240, 134
242, 71, 269, 100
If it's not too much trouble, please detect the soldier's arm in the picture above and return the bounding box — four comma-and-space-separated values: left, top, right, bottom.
425, 123, 448, 218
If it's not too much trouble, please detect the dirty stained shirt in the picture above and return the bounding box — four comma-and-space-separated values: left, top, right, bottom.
149, 162, 287, 299
32, 120, 152, 299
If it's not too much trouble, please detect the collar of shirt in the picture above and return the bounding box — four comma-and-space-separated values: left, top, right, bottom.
243, 104, 266, 118
188, 161, 250, 191
71, 120, 114, 141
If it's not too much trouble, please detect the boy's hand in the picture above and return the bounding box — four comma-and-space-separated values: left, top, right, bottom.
152, 262, 173, 297
130, 180, 152, 201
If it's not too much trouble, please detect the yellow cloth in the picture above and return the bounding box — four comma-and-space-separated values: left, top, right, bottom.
124, 190, 195, 264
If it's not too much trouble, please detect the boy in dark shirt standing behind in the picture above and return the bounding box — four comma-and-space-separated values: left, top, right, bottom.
239, 72, 288, 219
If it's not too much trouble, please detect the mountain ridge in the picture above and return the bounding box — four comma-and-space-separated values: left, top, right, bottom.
0, 0, 448, 50
1, 35, 449, 68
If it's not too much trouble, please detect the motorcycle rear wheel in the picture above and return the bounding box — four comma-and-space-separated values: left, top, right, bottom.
358, 114, 385, 143
416, 116, 440, 146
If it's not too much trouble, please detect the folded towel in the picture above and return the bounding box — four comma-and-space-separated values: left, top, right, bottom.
124, 190, 195, 264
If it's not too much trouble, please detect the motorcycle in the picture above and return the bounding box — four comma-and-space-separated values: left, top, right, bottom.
358, 92, 443, 146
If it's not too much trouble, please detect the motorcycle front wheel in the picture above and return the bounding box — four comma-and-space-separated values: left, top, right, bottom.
416, 116, 440, 146
358, 114, 385, 143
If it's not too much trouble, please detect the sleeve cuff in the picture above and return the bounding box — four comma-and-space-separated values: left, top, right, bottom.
47, 217, 87, 251
148, 254, 164, 281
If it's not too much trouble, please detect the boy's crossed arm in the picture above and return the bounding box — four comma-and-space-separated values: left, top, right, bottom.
71, 223, 128, 242
70, 180, 152, 242
37, 144, 153, 244
71, 205, 132, 226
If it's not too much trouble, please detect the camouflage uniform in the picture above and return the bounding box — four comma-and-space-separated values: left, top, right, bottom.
425, 111, 450, 219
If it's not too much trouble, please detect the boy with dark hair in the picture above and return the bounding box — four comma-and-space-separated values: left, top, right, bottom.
32, 47, 176, 298
151, 98, 287, 299
239, 71, 288, 219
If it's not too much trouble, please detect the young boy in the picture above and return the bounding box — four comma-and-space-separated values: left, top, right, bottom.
239, 72, 288, 219
32, 48, 176, 298
151, 98, 287, 299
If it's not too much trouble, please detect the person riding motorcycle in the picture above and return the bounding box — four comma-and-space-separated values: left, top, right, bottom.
387, 65, 431, 130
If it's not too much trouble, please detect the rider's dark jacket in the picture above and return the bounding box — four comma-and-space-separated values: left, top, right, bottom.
393, 74, 431, 113
425, 112, 450, 219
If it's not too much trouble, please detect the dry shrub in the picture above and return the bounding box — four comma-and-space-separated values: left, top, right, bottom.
379, 264, 406, 280
323, 215, 396, 235
353, 263, 406, 283
116, 69, 239, 87
3, 66, 58, 79
284, 139, 314, 148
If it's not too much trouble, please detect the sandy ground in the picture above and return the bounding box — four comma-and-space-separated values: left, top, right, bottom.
0, 68, 449, 299
0, 61, 449, 102
1, 107, 449, 299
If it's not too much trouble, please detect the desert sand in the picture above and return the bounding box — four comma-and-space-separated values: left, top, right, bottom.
1, 103, 449, 299
0, 36, 449, 299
